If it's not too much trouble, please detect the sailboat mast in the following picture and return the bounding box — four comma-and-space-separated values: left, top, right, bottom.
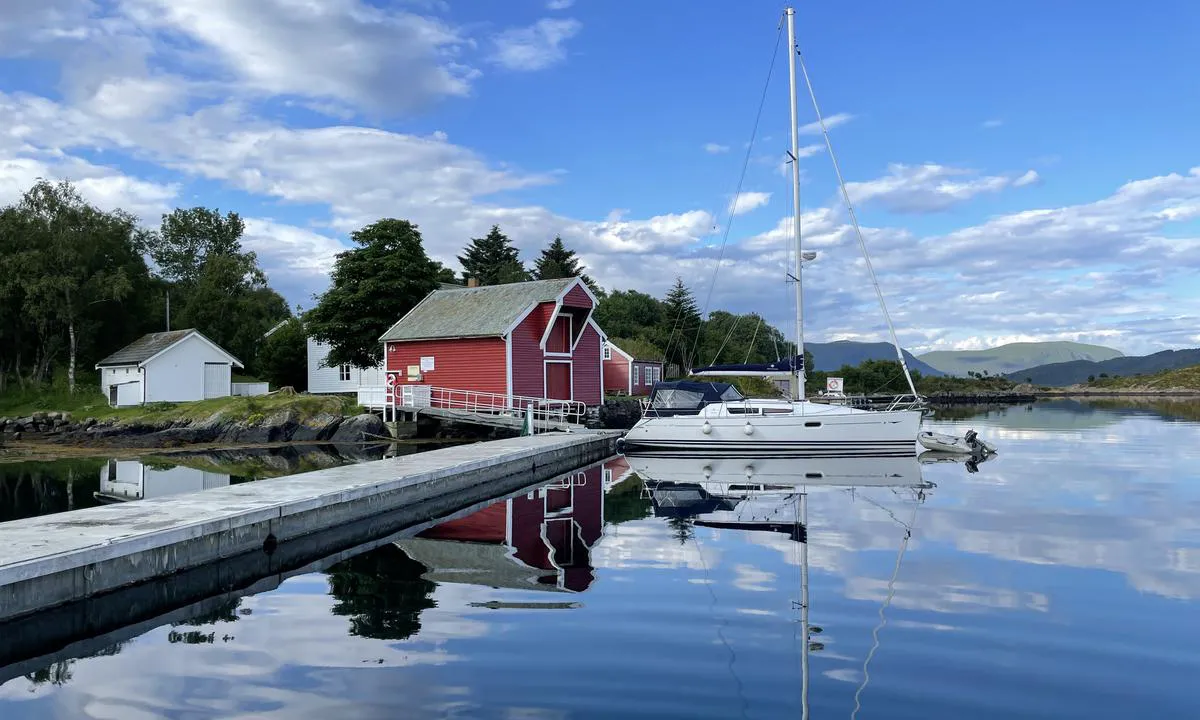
786, 7, 805, 402
800, 491, 811, 720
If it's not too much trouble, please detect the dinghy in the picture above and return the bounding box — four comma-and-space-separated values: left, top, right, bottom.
917, 429, 995, 456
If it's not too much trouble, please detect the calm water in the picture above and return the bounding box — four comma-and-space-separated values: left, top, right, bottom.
0, 442, 444, 521
2, 399, 1199, 719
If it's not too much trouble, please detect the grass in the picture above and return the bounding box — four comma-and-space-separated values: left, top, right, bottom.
1086, 364, 1200, 390
0, 385, 361, 425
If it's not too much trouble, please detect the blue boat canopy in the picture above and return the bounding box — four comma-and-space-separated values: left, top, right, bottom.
644, 380, 745, 416
690, 354, 803, 376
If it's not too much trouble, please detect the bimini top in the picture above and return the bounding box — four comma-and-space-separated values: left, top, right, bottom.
644, 380, 745, 416
690, 354, 802, 376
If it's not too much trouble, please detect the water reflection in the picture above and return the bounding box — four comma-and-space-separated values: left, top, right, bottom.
3, 401, 1200, 719
96, 459, 230, 502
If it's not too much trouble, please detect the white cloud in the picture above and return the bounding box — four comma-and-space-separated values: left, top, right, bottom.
546, 0, 575, 8
729, 191, 771, 216
798, 112, 854, 135
490, 18, 581, 71
1012, 169, 1039, 187
843, 163, 1038, 213
703, 142, 730, 154
0, 156, 178, 220
121, 0, 474, 115
982, 118, 1004, 129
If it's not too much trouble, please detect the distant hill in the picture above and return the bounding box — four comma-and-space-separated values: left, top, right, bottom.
918, 341, 1123, 377
1006, 348, 1200, 386
807, 341, 944, 377
1085, 362, 1200, 391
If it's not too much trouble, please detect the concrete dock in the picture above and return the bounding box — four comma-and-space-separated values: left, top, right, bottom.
0, 431, 619, 624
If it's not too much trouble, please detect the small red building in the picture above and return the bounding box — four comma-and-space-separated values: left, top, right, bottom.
602, 341, 664, 396
379, 277, 606, 406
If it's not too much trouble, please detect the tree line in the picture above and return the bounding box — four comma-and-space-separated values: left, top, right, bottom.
307, 219, 800, 378
0, 179, 290, 395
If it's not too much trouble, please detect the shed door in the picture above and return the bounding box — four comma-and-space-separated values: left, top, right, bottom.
203, 363, 229, 399
546, 362, 572, 400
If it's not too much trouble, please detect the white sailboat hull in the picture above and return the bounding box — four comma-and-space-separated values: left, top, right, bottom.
621, 401, 922, 457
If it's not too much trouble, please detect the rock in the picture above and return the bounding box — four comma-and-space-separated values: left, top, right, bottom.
47, 411, 61, 421
291, 412, 343, 442
31, 411, 47, 422
598, 399, 642, 429
82, 417, 96, 429
327, 414, 386, 443
12, 431, 21, 441
16, 416, 33, 428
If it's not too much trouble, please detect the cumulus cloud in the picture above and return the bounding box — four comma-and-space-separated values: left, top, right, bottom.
729, 191, 771, 216
704, 142, 730, 154
843, 163, 1039, 213
490, 18, 581, 71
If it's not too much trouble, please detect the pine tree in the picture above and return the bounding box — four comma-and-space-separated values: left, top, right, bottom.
660, 277, 702, 374
532, 235, 603, 295
457, 225, 529, 285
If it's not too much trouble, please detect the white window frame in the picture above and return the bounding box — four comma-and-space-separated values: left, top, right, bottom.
339, 364, 352, 382
633, 364, 640, 386
603, 345, 612, 360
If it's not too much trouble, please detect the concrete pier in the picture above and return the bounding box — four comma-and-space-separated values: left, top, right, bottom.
0, 431, 619, 624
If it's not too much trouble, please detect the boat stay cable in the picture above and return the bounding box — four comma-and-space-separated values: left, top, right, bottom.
682, 17, 785, 374
792, 32, 920, 399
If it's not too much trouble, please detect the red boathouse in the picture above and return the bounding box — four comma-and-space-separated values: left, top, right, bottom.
379, 277, 606, 406
603, 341, 664, 396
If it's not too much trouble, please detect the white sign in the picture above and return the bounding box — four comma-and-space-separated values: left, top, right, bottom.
420, 356, 435, 372
826, 377, 844, 393
406, 364, 421, 379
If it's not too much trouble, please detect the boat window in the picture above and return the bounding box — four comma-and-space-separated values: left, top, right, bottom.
804, 421, 821, 427
726, 407, 761, 415
763, 407, 793, 414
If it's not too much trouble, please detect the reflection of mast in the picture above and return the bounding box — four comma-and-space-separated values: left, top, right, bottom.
800, 491, 810, 720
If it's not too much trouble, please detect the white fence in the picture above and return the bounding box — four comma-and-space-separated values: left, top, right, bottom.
231, 382, 270, 397
359, 384, 586, 431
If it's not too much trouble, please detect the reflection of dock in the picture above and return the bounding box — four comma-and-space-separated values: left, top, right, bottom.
626, 454, 931, 488
396, 460, 612, 593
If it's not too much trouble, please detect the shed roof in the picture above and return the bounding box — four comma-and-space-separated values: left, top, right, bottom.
380, 278, 580, 342
96, 329, 243, 368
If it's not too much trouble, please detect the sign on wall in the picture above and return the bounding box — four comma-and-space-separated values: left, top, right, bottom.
406, 365, 421, 380
826, 377, 844, 393
420, 356, 435, 372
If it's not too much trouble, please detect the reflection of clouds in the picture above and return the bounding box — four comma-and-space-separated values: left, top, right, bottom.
733, 565, 776, 593
0, 575, 499, 718
592, 521, 721, 571
845, 577, 1049, 614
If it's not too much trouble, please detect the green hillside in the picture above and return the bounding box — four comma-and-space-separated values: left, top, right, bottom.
1086, 364, 1200, 391
919, 341, 1123, 377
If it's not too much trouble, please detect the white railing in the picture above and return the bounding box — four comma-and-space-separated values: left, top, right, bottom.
378, 384, 586, 431
232, 382, 269, 397
357, 386, 388, 409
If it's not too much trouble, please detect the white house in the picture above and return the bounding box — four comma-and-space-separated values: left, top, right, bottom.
96, 329, 244, 407
306, 337, 385, 394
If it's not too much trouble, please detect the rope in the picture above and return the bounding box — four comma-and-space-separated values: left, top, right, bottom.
709, 313, 744, 366
743, 314, 763, 364
793, 34, 919, 399
686, 19, 785, 372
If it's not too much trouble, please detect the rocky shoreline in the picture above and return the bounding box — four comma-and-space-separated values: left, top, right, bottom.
0, 410, 387, 449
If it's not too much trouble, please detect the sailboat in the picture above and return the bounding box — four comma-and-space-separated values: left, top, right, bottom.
620, 6, 924, 457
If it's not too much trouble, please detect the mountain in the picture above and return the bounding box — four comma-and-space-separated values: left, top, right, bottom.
807, 341, 944, 377
918, 341, 1123, 377
1006, 348, 1200, 386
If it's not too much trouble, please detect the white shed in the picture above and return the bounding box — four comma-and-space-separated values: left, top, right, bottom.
306, 337, 384, 394
95, 329, 244, 407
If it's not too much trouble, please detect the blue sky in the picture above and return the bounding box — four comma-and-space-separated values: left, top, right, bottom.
2, 0, 1199, 355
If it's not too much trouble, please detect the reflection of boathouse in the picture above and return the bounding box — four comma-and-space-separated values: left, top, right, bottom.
397, 462, 608, 592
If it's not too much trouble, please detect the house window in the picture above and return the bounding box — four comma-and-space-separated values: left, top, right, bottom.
603, 346, 612, 360
339, 364, 351, 382
634, 365, 641, 386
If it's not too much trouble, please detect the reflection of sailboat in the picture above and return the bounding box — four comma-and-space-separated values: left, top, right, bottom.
628, 454, 930, 489
630, 452, 926, 719
93, 459, 229, 503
